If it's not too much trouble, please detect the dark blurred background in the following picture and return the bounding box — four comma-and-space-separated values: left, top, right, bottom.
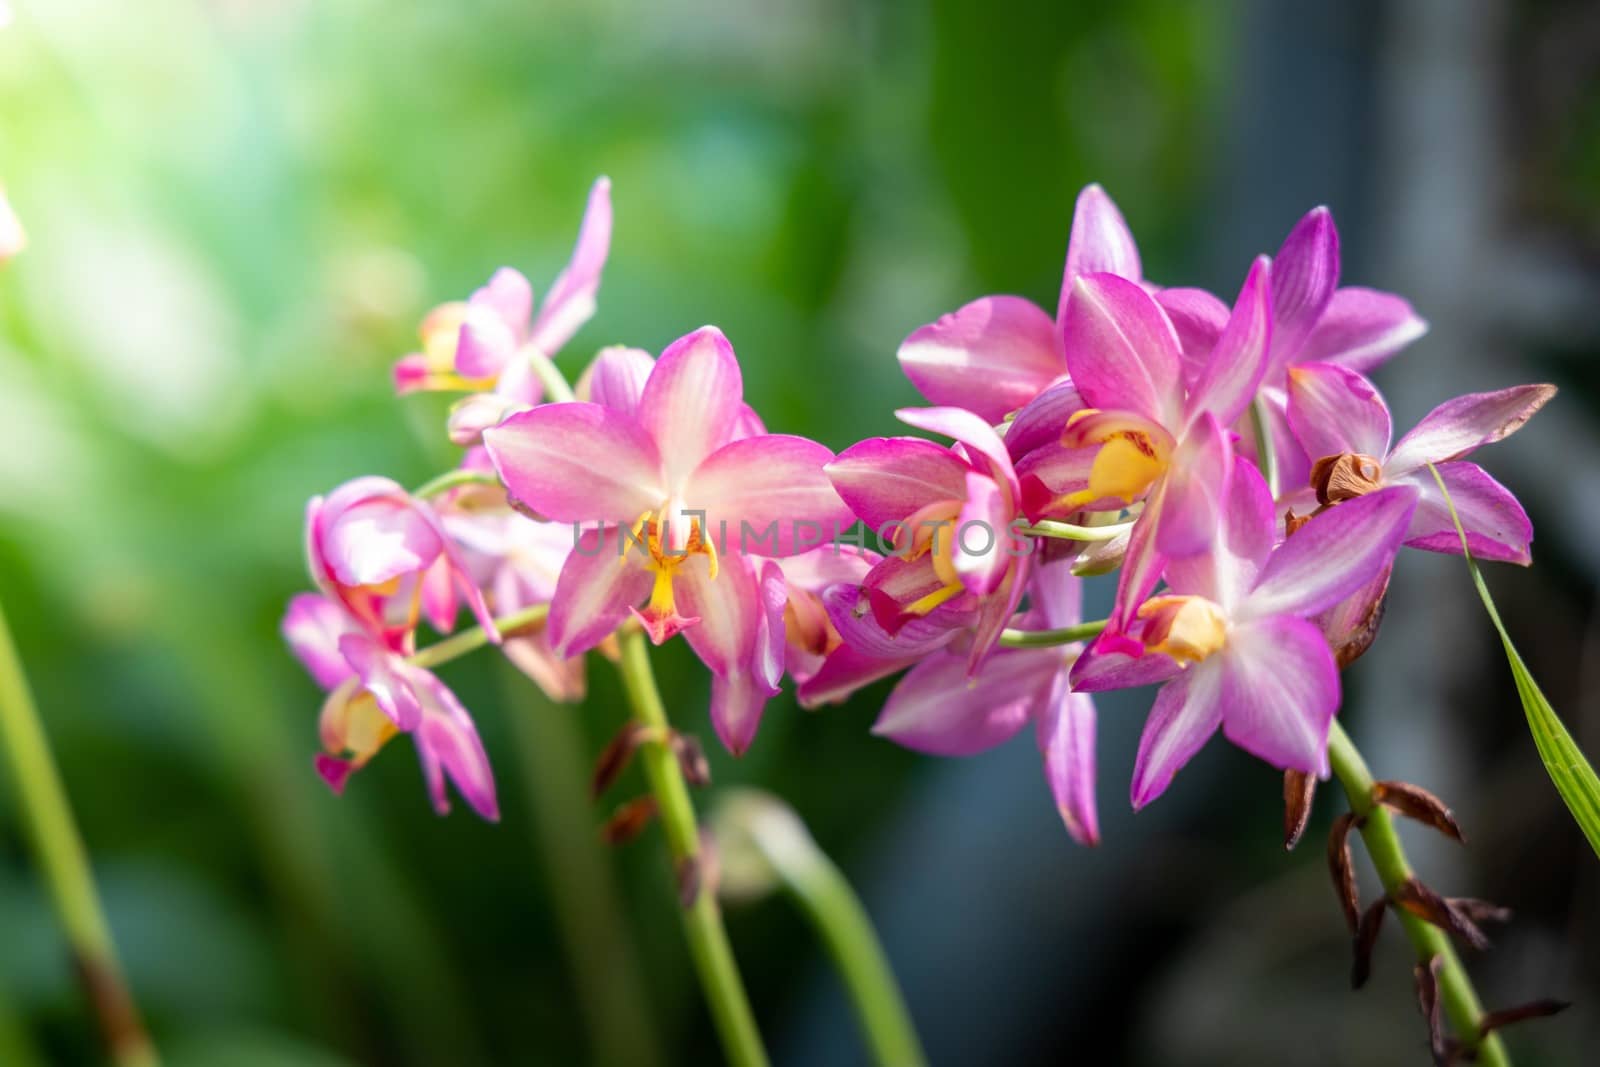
0, 0, 1596, 1064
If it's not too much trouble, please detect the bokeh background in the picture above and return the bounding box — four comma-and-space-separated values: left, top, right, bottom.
1, 0, 1597, 1063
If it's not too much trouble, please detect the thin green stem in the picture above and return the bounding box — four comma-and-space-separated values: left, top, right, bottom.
412, 467, 501, 500
1019, 519, 1132, 543
0, 602, 158, 1067
997, 619, 1107, 648
1249, 398, 1279, 499
407, 604, 549, 670
614, 632, 768, 1067
718, 791, 924, 1067
1326, 722, 1507, 1066
524, 344, 577, 404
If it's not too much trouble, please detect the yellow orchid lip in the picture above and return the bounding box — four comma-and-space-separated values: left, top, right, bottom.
1137, 594, 1228, 665
626, 509, 722, 640
1052, 408, 1176, 512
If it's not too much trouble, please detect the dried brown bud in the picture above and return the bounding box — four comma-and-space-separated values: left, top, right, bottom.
1331, 577, 1389, 669
1479, 998, 1570, 1036
1414, 955, 1449, 1064
1328, 812, 1362, 934
1351, 898, 1388, 990
672, 733, 712, 789
592, 723, 653, 799
1310, 452, 1384, 506
1447, 898, 1512, 926
1283, 770, 1317, 850
1392, 878, 1491, 951
1284, 507, 1312, 538
677, 829, 719, 908
1372, 780, 1466, 844
601, 796, 659, 845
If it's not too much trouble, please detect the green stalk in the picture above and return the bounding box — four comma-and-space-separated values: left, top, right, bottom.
525, 345, 578, 403
614, 631, 768, 1067
997, 619, 1107, 649
715, 791, 924, 1067
1249, 398, 1279, 499
1326, 722, 1506, 1066
407, 604, 549, 670
412, 467, 501, 499
0, 602, 158, 1067
1019, 519, 1132, 543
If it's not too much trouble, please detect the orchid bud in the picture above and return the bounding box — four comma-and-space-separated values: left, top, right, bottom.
447, 391, 524, 447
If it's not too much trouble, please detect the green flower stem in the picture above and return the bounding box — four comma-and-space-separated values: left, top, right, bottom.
997, 619, 1107, 648
614, 631, 768, 1067
1249, 397, 1279, 499
1326, 721, 1507, 1066
718, 792, 925, 1067
525, 344, 578, 403
412, 467, 502, 499
1019, 519, 1132, 542
0, 602, 158, 1067
407, 604, 550, 670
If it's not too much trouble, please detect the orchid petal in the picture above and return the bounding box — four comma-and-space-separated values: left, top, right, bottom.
583, 345, 655, 415
1384, 384, 1558, 476
1297, 287, 1428, 373
637, 326, 745, 486
1004, 379, 1086, 459
674, 554, 760, 679
1103, 491, 1166, 634
953, 471, 1012, 595
710, 671, 771, 758
898, 296, 1064, 422
470, 267, 534, 333
1185, 256, 1272, 426
1245, 486, 1418, 618
1036, 678, 1099, 844
1154, 287, 1229, 385
1130, 658, 1225, 809
686, 435, 852, 556
1396, 461, 1535, 565
282, 594, 359, 689
1219, 616, 1339, 776
894, 406, 1017, 492
504, 630, 587, 704
1014, 443, 1097, 523
1284, 361, 1393, 460
339, 634, 423, 731
410, 666, 499, 820
320, 487, 444, 588
547, 527, 654, 656
1028, 554, 1083, 630
1164, 457, 1276, 609
529, 176, 612, 355
823, 557, 972, 658
1061, 273, 1185, 425
827, 437, 972, 532
454, 306, 518, 379
873, 648, 1056, 756
1058, 183, 1142, 323
754, 561, 788, 693
1268, 206, 1340, 368
774, 544, 878, 591
420, 557, 458, 634
1068, 637, 1184, 693
484, 403, 665, 523
1156, 412, 1233, 558
797, 645, 916, 708
967, 551, 1031, 673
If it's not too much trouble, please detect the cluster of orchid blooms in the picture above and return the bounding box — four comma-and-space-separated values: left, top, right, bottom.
281, 178, 1554, 857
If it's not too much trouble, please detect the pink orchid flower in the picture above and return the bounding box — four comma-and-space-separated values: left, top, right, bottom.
1162, 207, 1429, 489
283, 594, 499, 820
305, 476, 499, 652
896, 184, 1143, 423
482, 325, 852, 754
826, 406, 1035, 672
0, 184, 23, 263
1285, 362, 1556, 564
394, 176, 611, 401
1018, 257, 1273, 641
1072, 460, 1418, 807
873, 556, 1102, 844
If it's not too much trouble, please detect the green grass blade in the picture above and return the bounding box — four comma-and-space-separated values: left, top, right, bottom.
1427, 463, 1600, 859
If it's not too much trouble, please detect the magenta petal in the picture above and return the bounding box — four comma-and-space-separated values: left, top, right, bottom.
686, 435, 852, 556
339, 635, 423, 731
547, 528, 654, 656
314, 755, 356, 795
1004, 379, 1086, 459
1396, 461, 1534, 565
1218, 616, 1338, 776
282, 594, 359, 689
320, 486, 444, 588
898, 296, 1064, 422
1013, 443, 1096, 522
1156, 412, 1233, 558
583, 345, 655, 415
410, 667, 499, 820
1246, 486, 1418, 618
1028, 553, 1083, 630
710, 672, 770, 757
873, 648, 1056, 756
675, 554, 760, 678
1061, 273, 1185, 426
1268, 206, 1340, 368
484, 403, 665, 523
893, 406, 1017, 492
1384, 384, 1558, 475
529, 176, 612, 355
1103, 495, 1166, 635
822, 558, 972, 658
638, 326, 745, 485
1298, 286, 1428, 373
470, 268, 534, 333
1284, 361, 1392, 460
1036, 678, 1099, 845
1164, 458, 1275, 606
419, 557, 458, 635
754, 561, 788, 693
797, 646, 916, 708
454, 305, 519, 380
1154, 287, 1230, 386
1058, 183, 1142, 323
827, 437, 970, 532
1185, 256, 1272, 426
1069, 637, 1183, 693
1130, 658, 1225, 809
966, 551, 1031, 673
953, 471, 1011, 595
